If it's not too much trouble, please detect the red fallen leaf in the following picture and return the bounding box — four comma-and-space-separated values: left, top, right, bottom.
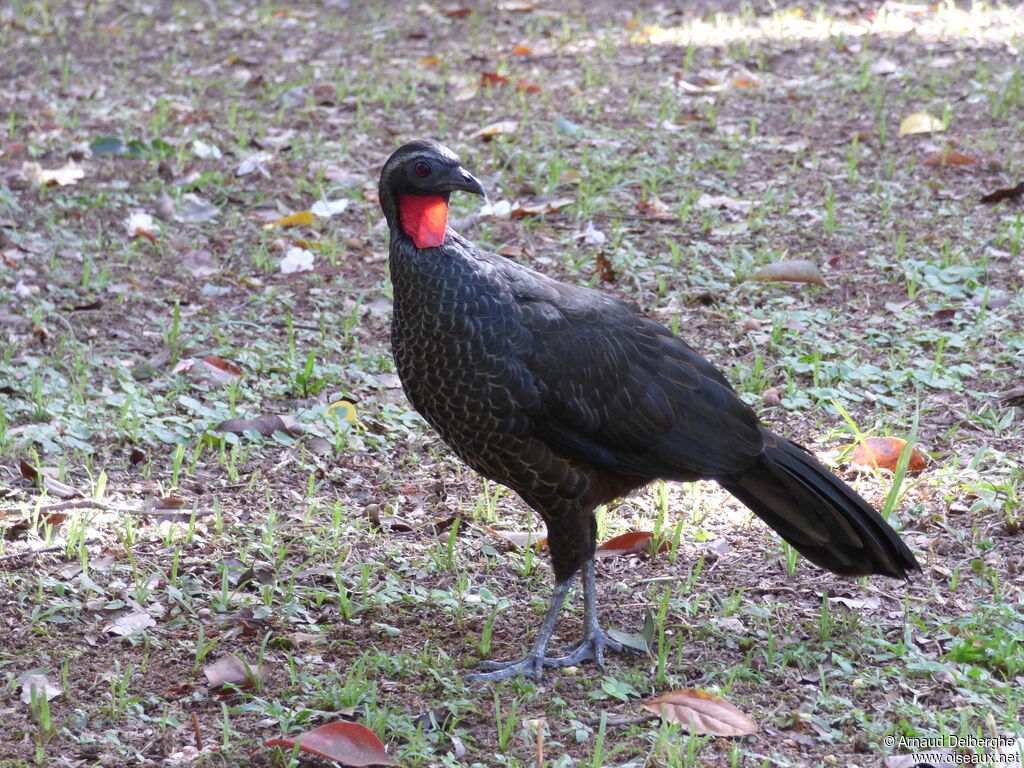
923, 150, 976, 167
441, 6, 472, 17
263, 721, 396, 766
512, 43, 533, 55
596, 530, 668, 557
481, 72, 510, 87
515, 78, 542, 93
642, 689, 758, 737
850, 437, 927, 472
200, 354, 243, 377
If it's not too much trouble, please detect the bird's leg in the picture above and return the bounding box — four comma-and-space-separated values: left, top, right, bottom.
546, 556, 624, 668
467, 574, 575, 682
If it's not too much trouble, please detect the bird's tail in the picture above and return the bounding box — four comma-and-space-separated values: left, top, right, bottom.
718, 428, 918, 578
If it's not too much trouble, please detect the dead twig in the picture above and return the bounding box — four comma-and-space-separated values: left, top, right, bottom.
0, 499, 117, 516
0, 538, 101, 563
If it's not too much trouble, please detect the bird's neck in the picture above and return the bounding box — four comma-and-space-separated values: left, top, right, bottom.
398, 193, 450, 249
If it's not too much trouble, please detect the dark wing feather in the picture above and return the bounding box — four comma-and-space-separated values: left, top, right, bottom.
489, 254, 764, 479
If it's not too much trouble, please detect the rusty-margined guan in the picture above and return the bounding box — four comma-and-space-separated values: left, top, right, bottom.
379, 139, 919, 681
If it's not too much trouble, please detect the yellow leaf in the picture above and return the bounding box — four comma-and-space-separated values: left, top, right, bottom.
899, 112, 945, 136
419, 56, 441, 66
325, 400, 357, 422
263, 210, 315, 230
468, 120, 518, 140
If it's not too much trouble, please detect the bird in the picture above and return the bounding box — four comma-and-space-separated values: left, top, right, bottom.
378, 139, 919, 681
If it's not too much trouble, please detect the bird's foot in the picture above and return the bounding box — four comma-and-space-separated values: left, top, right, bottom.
468, 629, 633, 681
467, 653, 550, 682
549, 627, 627, 669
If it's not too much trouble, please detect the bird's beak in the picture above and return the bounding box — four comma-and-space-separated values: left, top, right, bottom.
442, 166, 486, 197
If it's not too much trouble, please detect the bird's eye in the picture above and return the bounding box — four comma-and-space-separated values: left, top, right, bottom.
414, 161, 431, 177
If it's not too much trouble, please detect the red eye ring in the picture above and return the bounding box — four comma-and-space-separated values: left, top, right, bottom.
414, 161, 431, 177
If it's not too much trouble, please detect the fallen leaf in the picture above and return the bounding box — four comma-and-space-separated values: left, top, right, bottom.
280, 246, 315, 273
636, 196, 672, 219
511, 195, 574, 217
125, 211, 158, 236
176, 194, 219, 223
730, 76, 759, 88
485, 527, 547, 549
263, 721, 396, 766
325, 400, 358, 422
104, 609, 157, 636
827, 595, 881, 611
24, 161, 85, 186
979, 181, 1024, 204
515, 78, 542, 93
922, 150, 976, 167
512, 44, 532, 55
192, 139, 222, 159
311, 198, 350, 217
20, 674, 61, 704
481, 72, 510, 86
236, 153, 272, 178
850, 437, 926, 472
596, 530, 668, 557
264, 210, 315, 230
441, 6, 471, 17
899, 112, 944, 136
215, 415, 302, 437
18, 459, 80, 498
468, 120, 518, 140
419, 56, 441, 66
749, 260, 826, 286
642, 689, 758, 737
205, 654, 269, 692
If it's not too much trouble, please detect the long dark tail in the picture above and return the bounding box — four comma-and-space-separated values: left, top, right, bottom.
718, 428, 919, 578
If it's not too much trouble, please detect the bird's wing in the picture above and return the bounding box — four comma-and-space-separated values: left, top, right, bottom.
495, 257, 764, 478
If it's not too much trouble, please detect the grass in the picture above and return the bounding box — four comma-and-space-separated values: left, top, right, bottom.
1, 1, 1023, 766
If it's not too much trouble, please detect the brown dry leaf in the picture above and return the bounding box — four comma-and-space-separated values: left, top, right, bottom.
441, 6, 471, 17
468, 120, 518, 140
104, 609, 157, 636
594, 252, 617, 284
850, 437, 927, 472
512, 43, 533, 55
923, 150, 976, 167
18, 459, 81, 499
642, 689, 758, 737
636, 196, 672, 219
263, 210, 315, 230
515, 78, 542, 93
979, 181, 1024, 205
899, 112, 945, 136
263, 721, 396, 766
749, 260, 826, 286
215, 414, 302, 437
511, 195, 574, 217
485, 527, 547, 549
204, 654, 270, 692
596, 530, 668, 557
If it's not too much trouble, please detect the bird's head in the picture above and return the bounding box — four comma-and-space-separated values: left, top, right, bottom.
378, 140, 486, 249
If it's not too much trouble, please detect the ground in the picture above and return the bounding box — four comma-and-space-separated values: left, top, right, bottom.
1, 1, 1022, 767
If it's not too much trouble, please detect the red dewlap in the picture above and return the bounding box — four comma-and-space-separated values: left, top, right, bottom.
399, 194, 449, 248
